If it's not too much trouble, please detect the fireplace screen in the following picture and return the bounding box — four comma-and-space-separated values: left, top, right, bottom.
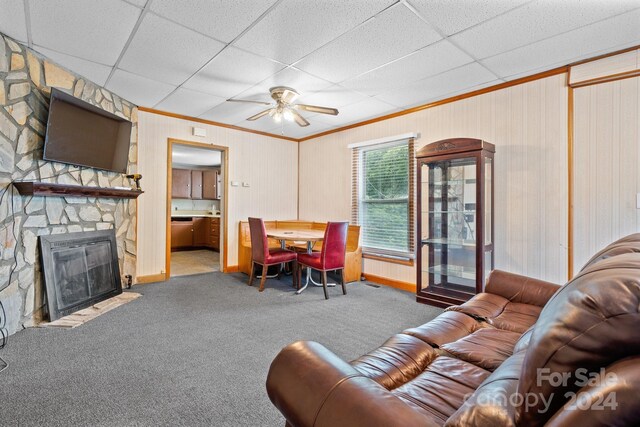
40, 230, 122, 321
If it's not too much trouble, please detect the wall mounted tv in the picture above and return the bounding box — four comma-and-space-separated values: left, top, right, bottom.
43, 88, 132, 174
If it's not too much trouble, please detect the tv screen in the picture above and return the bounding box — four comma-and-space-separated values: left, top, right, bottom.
43, 88, 132, 174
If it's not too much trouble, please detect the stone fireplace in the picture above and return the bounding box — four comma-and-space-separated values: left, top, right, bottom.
0, 33, 138, 335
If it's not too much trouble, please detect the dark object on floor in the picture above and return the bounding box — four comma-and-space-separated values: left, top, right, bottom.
266, 233, 640, 427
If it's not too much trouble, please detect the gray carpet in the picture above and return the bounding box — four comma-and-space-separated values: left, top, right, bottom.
0, 272, 442, 426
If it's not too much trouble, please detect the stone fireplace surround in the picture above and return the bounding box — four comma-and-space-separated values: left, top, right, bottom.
0, 33, 138, 335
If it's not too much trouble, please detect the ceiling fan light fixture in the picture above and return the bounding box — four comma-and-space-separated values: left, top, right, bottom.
283, 108, 294, 122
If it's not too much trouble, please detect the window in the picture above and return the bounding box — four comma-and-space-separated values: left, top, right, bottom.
352, 138, 415, 259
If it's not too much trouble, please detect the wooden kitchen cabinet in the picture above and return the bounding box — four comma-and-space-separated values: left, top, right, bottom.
209, 217, 220, 250
171, 221, 194, 249
191, 170, 203, 199
193, 217, 209, 246
202, 170, 218, 200
172, 169, 191, 199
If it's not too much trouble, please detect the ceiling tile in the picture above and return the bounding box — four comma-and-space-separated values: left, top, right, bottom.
234, 0, 395, 64
264, 119, 335, 139
406, 0, 529, 36
119, 13, 225, 85
295, 4, 442, 83
199, 101, 269, 124
183, 46, 285, 99
106, 69, 176, 106
29, 0, 141, 65
297, 85, 368, 109
151, 0, 279, 43
482, 8, 640, 79
342, 39, 473, 96
124, 0, 148, 7
0, 1, 28, 43
235, 66, 333, 101
451, 0, 640, 59
154, 88, 226, 117
235, 117, 292, 133
32, 46, 112, 86
376, 62, 497, 108
314, 98, 399, 127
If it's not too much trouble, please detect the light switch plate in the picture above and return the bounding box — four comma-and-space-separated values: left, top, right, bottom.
242, 182, 250, 187
230, 181, 239, 187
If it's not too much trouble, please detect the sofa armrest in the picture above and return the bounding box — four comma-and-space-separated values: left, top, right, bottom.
485, 270, 560, 307
266, 341, 439, 427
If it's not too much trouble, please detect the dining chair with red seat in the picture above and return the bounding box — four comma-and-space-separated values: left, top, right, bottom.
296, 221, 348, 299
248, 217, 298, 292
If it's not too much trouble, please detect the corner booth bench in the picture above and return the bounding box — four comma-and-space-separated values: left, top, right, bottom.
238, 220, 362, 283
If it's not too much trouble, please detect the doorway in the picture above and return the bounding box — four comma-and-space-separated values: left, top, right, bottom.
166, 139, 228, 278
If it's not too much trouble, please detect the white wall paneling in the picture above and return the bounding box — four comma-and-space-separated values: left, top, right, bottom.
572, 76, 640, 271
299, 74, 569, 285
137, 112, 298, 278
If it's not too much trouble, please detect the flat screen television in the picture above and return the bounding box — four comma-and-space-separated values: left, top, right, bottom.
43, 88, 132, 174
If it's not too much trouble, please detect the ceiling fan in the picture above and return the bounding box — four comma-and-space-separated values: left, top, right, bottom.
227, 86, 338, 127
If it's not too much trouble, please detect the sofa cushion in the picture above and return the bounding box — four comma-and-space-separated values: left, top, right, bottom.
391, 356, 490, 425
441, 328, 522, 371
350, 334, 437, 390
402, 311, 483, 348
445, 352, 526, 427
446, 293, 510, 320
516, 253, 640, 427
490, 302, 541, 333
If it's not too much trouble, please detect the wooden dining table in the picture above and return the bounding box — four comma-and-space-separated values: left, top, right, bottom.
266, 229, 335, 295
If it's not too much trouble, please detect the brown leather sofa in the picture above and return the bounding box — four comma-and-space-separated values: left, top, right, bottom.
238, 220, 362, 283
266, 234, 640, 426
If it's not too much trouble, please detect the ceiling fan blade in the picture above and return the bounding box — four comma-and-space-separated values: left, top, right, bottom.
290, 109, 310, 127
280, 88, 299, 104
227, 98, 272, 106
247, 109, 274, 121
295, 104, 339, 115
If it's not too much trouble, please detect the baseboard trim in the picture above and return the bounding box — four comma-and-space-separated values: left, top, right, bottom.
136, 273, 166, 284
224, 265, 239, 273
363, 274, 416, 293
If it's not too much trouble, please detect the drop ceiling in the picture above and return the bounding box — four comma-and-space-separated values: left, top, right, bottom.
1, 0, 639, 139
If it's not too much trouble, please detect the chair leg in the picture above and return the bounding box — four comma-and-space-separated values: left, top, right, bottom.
340, 269, 346, 295
292, 260, 299, 289
321, 271, 329, 300
248, 261, 255, 286
297, 263, 302, 290
259, 265, 268, 292
277, 264, 282, 280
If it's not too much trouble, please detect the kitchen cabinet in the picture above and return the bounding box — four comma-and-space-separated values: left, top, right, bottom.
209, 217, 220, 250
171, 221, 194, 249
171, 169, 191, 199
202, 170, 218, 200
191, 170, 203, 199
193, 217, 208, 246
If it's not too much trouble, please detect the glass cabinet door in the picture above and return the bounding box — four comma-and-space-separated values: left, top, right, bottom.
420, 157, 478, 297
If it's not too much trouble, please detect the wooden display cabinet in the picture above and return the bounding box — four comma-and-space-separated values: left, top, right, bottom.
416, 138, 495, 308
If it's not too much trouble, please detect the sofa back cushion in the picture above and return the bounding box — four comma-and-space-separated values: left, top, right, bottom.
516, 253, 640, 426
580, 233, 640, 271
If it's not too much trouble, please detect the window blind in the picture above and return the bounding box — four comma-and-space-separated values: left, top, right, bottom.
351, 138, 415, 259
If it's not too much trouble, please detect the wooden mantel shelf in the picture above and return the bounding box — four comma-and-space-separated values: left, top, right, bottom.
13, 181, 144, 199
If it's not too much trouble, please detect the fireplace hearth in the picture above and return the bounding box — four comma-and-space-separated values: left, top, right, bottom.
39, 230, 122, 321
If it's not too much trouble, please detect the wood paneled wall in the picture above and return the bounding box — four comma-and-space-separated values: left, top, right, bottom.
572, 76, 640, 271
137, 112, 298, 278
299, 74, 569, 285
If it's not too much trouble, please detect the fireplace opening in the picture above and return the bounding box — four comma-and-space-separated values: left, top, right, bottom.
40, 230, 122, 321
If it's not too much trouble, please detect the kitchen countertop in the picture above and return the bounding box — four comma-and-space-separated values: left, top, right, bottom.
171, 212, 220, 218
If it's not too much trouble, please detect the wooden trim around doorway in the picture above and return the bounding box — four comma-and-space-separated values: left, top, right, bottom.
166, 138, 230, 278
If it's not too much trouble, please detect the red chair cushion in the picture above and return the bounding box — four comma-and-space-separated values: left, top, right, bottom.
297, 252, 322, 269
265, 249, 297, 265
